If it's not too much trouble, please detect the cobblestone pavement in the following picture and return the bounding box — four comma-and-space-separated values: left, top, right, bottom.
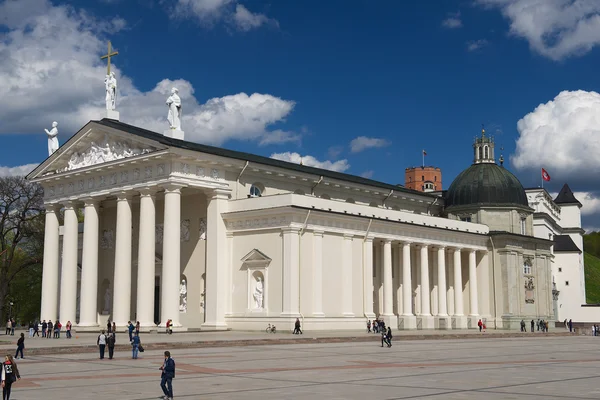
4, 335, 599, 399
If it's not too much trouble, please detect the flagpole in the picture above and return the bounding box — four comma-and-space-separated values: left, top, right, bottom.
422, 151, 424, 168
541, 168, 543, 189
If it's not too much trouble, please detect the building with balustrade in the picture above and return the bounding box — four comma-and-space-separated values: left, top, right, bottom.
27, 121, 584, 331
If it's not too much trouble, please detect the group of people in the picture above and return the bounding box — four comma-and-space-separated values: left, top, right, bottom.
367, 319, 387, 334
5, 319, 74, 339
4, 319, 15, 336
520, 319, 550, 332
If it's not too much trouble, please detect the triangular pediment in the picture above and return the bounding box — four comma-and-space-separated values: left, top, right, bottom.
241, 249, 272, 264
28, 120, 167, 180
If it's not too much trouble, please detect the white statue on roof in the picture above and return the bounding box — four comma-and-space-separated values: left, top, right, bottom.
45, 121, 59, 156
166, 87, 182, 130
105, 72, 117, 111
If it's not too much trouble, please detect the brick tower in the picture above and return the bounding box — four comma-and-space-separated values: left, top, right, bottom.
405, 166, 442, 192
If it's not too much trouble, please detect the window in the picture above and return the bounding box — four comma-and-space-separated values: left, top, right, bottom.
484, 145, 489, 159
565, 281, 569, 286
423, 182, 435, 192
422, 175, 425, 181
408, 177, 412, 182
460, 216, 471, 222
249, 183, 264, 198
558, 267, 562, 272
434, 176, 437, 182
520, 218, 526, 235
523, 258, 532, 275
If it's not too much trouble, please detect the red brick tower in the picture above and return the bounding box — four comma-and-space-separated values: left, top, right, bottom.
404, 166, 442, 192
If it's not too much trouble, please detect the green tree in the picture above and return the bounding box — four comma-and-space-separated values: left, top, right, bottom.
0, 176, 44, 324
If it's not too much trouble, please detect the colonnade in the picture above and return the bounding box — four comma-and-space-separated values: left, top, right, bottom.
39, 186, 228, 329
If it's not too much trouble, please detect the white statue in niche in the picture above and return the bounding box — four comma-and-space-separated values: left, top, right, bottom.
179, 279, 187, 313
253, 276, 264, 309
45, 121, 59, 156
166, 87, 182, 130
103, 287, 112, 313
105, 72, 117, 110
199, 218, 206, 240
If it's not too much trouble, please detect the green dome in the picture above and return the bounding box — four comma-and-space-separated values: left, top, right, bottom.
445, 163, 528, 209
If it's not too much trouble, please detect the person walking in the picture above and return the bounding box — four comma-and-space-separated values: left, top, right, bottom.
131, 332, 141, 359
293, 318, 302, 334
14, 334, 24, 360
386, 327, 393, 347
97, 330, 107, 359
569, 319, 573, 333
1, 355, 21, 400
107, 332, 116, 360
478, 319, 483, 332
159, 351, 176, 400
33, 321, 39, 337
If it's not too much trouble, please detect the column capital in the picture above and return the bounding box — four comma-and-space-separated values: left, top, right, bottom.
44, 203, 60, 213
139, 187, 158, 197
434, 245, 446, 251
62, 200, 77, 210
282, 226, 301, 234
416, 243, 428, 249
162, 183, 186, 194
208, 188, 230, 200
343, 233, 354, 240
226, 231, 234, 238
382, 238, 392, 244
364, 235, 374, 243
401, 241, 412, 247
313, 230, 325, 237
115, 191, 134, 202
81, 197, 103, 207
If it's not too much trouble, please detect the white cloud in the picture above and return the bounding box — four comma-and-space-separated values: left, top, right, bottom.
349, 136, 390, 153
467, 39, 489, 51
478, 0, 600, 60
0, 163, 38, 177
270, 152, 350, 173
172, 0, 276, 31
511, 90, 600, 185
442, 12, 462, 29
577, 192, 600, 216
360, 170, 374, 179
0, 0, 296, 147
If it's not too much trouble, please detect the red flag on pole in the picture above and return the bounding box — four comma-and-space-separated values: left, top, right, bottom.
422, 149, 427, 156
542, 168, 551, 182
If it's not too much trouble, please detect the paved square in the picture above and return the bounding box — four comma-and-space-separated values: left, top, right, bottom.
7, 336, 600, 399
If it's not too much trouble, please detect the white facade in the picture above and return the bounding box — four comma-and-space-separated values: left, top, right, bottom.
29, 120, 558, 331
526, 188, 593, 322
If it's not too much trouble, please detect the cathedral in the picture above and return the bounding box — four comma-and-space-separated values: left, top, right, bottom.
27, 119, 589, 331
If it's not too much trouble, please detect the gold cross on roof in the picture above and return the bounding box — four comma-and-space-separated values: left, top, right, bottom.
101, 41, 119, 74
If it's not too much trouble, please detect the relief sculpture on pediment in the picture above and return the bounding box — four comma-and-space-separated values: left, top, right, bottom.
61, 135, 156, 172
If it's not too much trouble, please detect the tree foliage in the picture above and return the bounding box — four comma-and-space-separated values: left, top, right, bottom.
0, 176, 44, 324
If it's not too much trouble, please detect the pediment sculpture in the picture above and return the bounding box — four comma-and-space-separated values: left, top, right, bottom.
60, 135, 157, 172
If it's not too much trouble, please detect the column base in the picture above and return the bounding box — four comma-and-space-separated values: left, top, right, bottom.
398, 315, 417, 330
164, 129, 185, 140
342, 312, 355, 318
312, 312, 325, 317
468, 315, 481, 329
417, 315, 435, 329
435, 316, 451, 330
201, 322, 229, 331
280, 312, 301, 318
452, 315, 468, 329
382, 314, 398, 328
76, 321, 99, 328
105, 109, 120, 120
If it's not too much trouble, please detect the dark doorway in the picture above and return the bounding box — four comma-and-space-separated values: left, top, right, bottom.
154, 276, 160, 325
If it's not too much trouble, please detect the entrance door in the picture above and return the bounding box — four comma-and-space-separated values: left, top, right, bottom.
154, 277, 160, 325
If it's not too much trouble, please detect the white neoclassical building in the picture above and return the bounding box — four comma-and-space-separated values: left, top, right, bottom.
29, 120, 580, 331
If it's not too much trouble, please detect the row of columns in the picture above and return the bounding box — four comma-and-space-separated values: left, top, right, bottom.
368, 240, 480, 327
40, 184, 216, 328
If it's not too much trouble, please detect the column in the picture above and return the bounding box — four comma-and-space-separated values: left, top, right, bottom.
40, 204, 60, 322
79, 199, 100, 327
452, 248, 467, 329
382, 240, 393, 316
113, 193, 132, 327
418, 244, 434, 329
312, 231, 324, 317
281, 227, 300, 317
402, 242, 413, 316
161, 185, 182, 328
342, 234, 354, 316
59, 201, 78, 325
136, 189, 156, 327
468, 249, 479, 317
437, 247, 448, 316
202, 189, 230, 330
363, 237, 375, 319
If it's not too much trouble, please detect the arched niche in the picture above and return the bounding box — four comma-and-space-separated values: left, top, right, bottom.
241, 249, 272, 313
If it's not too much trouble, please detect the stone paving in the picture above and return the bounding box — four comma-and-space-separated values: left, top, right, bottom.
2, 335, 599, 399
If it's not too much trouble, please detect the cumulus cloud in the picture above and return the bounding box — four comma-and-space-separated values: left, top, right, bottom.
442, 12, 462, 29
172, 0, 276, 31
511, 90, 600, 187
349, 136, 390, 153
477, 0, 600, 60
467, 39, 489, 51
0, 164, 38, 177
0, 0, 296, 147
270, 152, 350, 173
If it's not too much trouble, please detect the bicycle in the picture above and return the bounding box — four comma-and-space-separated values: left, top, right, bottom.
265, 323, 276, 333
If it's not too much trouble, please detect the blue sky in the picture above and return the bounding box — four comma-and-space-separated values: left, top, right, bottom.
1, 0, 600, 228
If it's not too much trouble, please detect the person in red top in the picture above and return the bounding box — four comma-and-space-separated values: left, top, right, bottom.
66, 321, 72, 339
477, 319, 483, 332
1, 355, 21, 400
166, 319, 173, 335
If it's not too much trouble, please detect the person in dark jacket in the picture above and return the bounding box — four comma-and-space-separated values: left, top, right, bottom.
131, 332, 141, 359
293, 318, 302, 334
386, 327, 393, 347
46, 321, 53, 339
107, 333, 116, 360
14, 334, 24, 359
41, 320, 47, 338
159, 351, 176, 400
1, 355, 21, 400
128, 321, 134, 342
